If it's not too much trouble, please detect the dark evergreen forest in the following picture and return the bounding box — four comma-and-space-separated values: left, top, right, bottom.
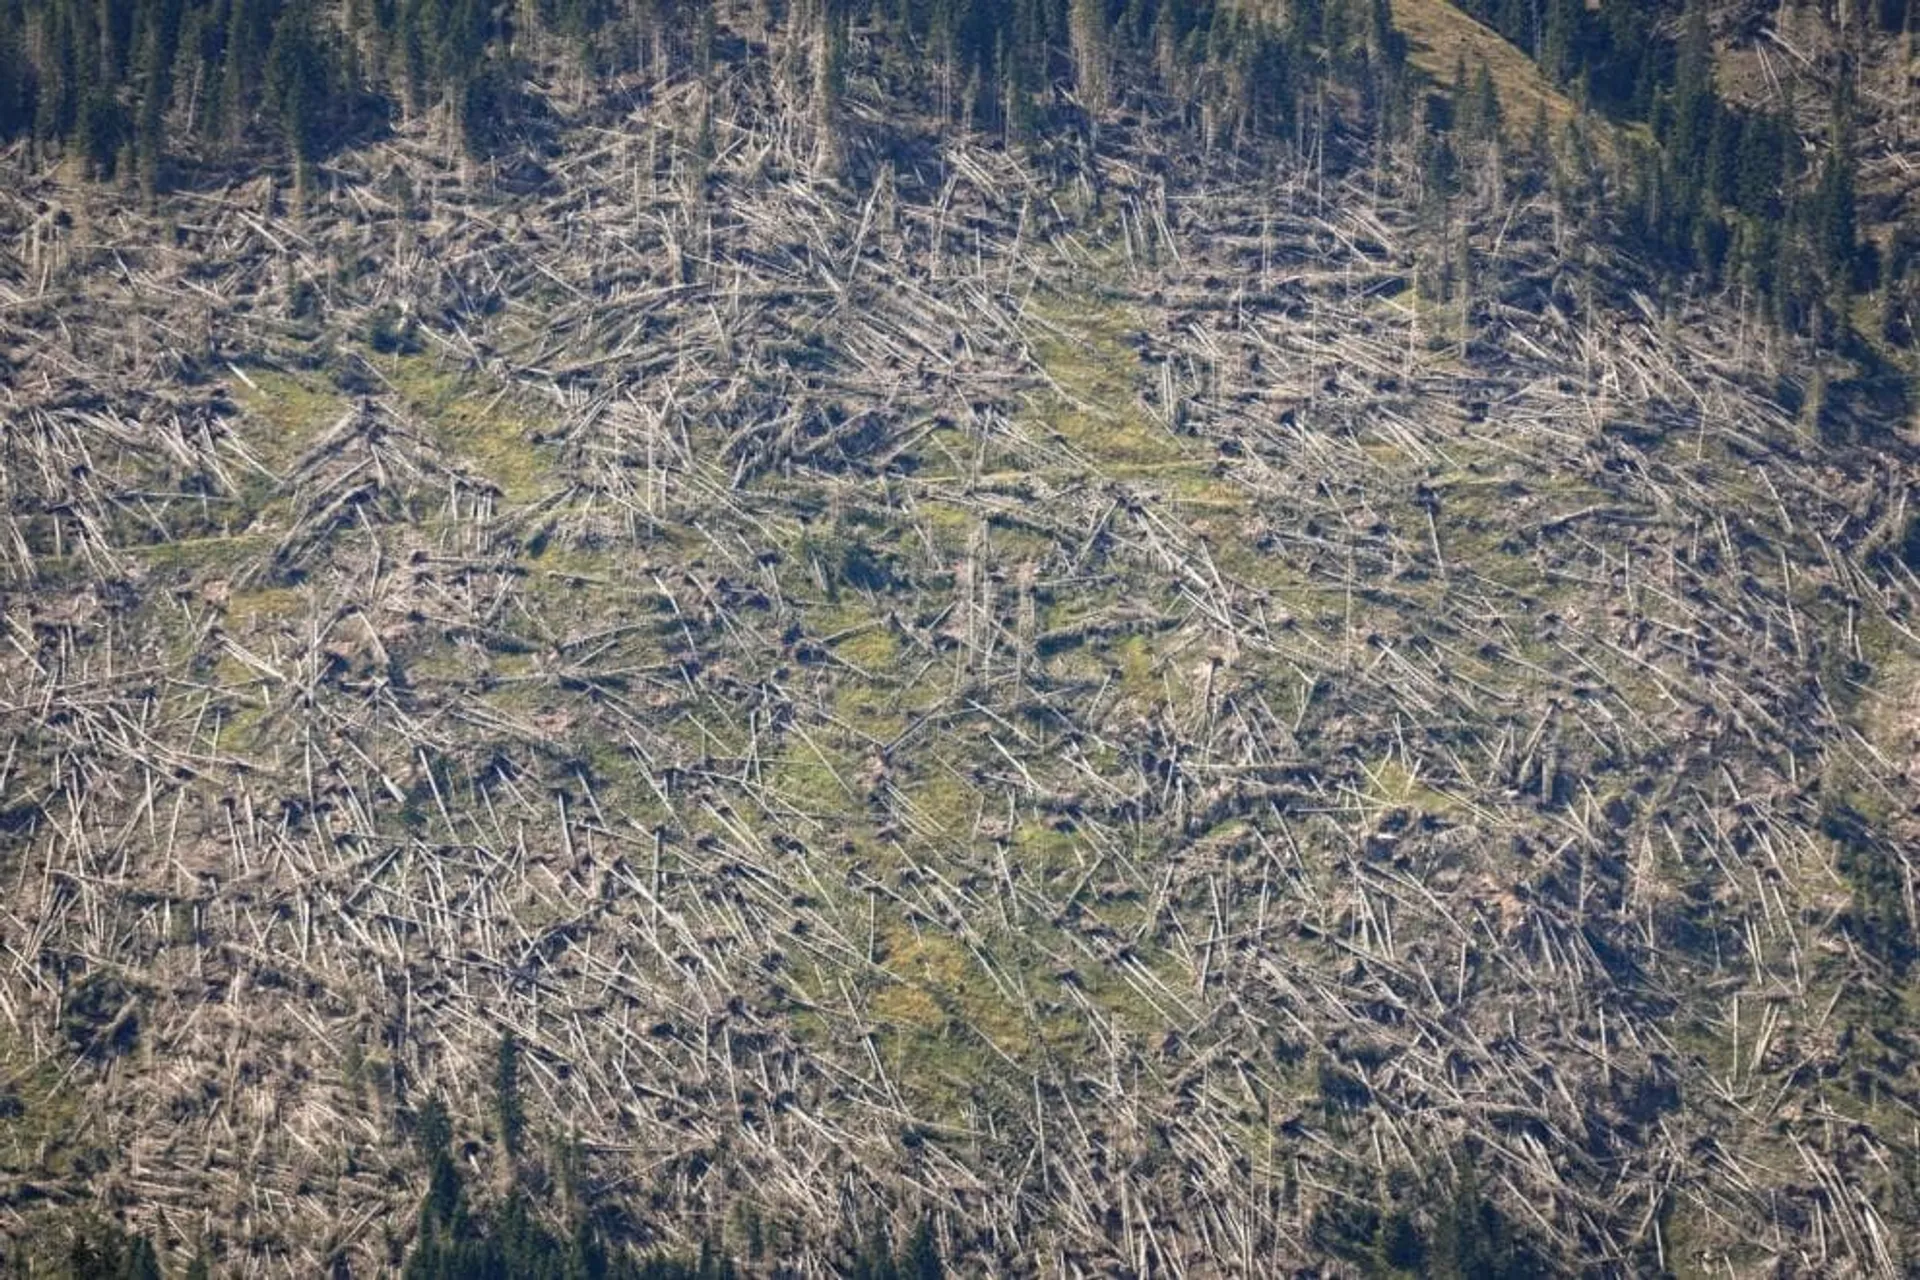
1452, 0, 1898, 337
0, 0, 1888, 345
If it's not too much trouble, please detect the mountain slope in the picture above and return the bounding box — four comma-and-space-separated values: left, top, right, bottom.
2, 3, 1919, 1276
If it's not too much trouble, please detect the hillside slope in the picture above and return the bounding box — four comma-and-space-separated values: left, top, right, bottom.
3, 3, 1920, 1276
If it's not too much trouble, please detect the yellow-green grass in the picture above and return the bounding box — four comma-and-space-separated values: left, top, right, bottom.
379, 353, 556, 504
229, 366, 350, 473
1024, 289, 1197, 474
1388, 0, 1578, 136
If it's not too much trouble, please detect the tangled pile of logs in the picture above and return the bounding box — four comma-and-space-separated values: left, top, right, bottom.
0, 12, 1917, 1276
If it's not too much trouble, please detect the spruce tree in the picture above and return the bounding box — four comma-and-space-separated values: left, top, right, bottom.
494, 1032, 525, 1158
266, 3, 330, 194
1540, 0, 1577, 86
75, 87, 125, 178
1668, 0, 1714, 168
1069, 0, 1108, 115
1467, 61, 1497, 145
0, 7, 27, 141
126, 1235, 164, 1280
35, 5, 81, 149
1816, 140, 1858, 291
133, 16, 170, 199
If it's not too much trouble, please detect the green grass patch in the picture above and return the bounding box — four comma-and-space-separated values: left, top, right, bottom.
874, 924, 1034, 1061
230, 367, 349, 473
897, 767, 981, 842
0, 1040, 92, 1181
378, 353, 556, 503
131, 531, 277, 577
1364, 755, 1460, 817
1115, 633, 1159, 701
1387, 0, 1581, 139
834, 681, 906, 740
769, 749, 861, 814
1014, 820, 1084, 881
1024, 289, 1195, 473
225, 585, 306, 630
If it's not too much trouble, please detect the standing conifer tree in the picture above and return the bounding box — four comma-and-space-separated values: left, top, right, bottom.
1816, 138, 1858, 292
0, 7, 28, 142
266, 4, 329, 200
494, 1032, 524, 1158
1069, 0, 1108, 116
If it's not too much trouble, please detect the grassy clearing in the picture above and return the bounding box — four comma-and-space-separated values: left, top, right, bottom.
1387, 0, 1577, 136
0, 1040, 91, 1182
812, 602, 901, 669
869, 923, 1045, 1122
225, 585, 307, 631
1015, 820, 1085, 885
521, 546, 623, 612
1435, 520, 1541, 592
871, 921, 1138, 1090
130, 530, 278, 577
870, 979, 945, 1031
835, 680, 907, 740
769, 747, 862, 814
1364, 287, 1475, 378
835, 624, 901, 670
1205, 535, 1354, 623
1024, 289, 1196, 474
1115, 633, 1161, 703
897, 767, 981, 841
1364, 755, 1461, 817
378, 353, 556, 504
229, 367, 349, 473
1857, 607, 1920, 752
